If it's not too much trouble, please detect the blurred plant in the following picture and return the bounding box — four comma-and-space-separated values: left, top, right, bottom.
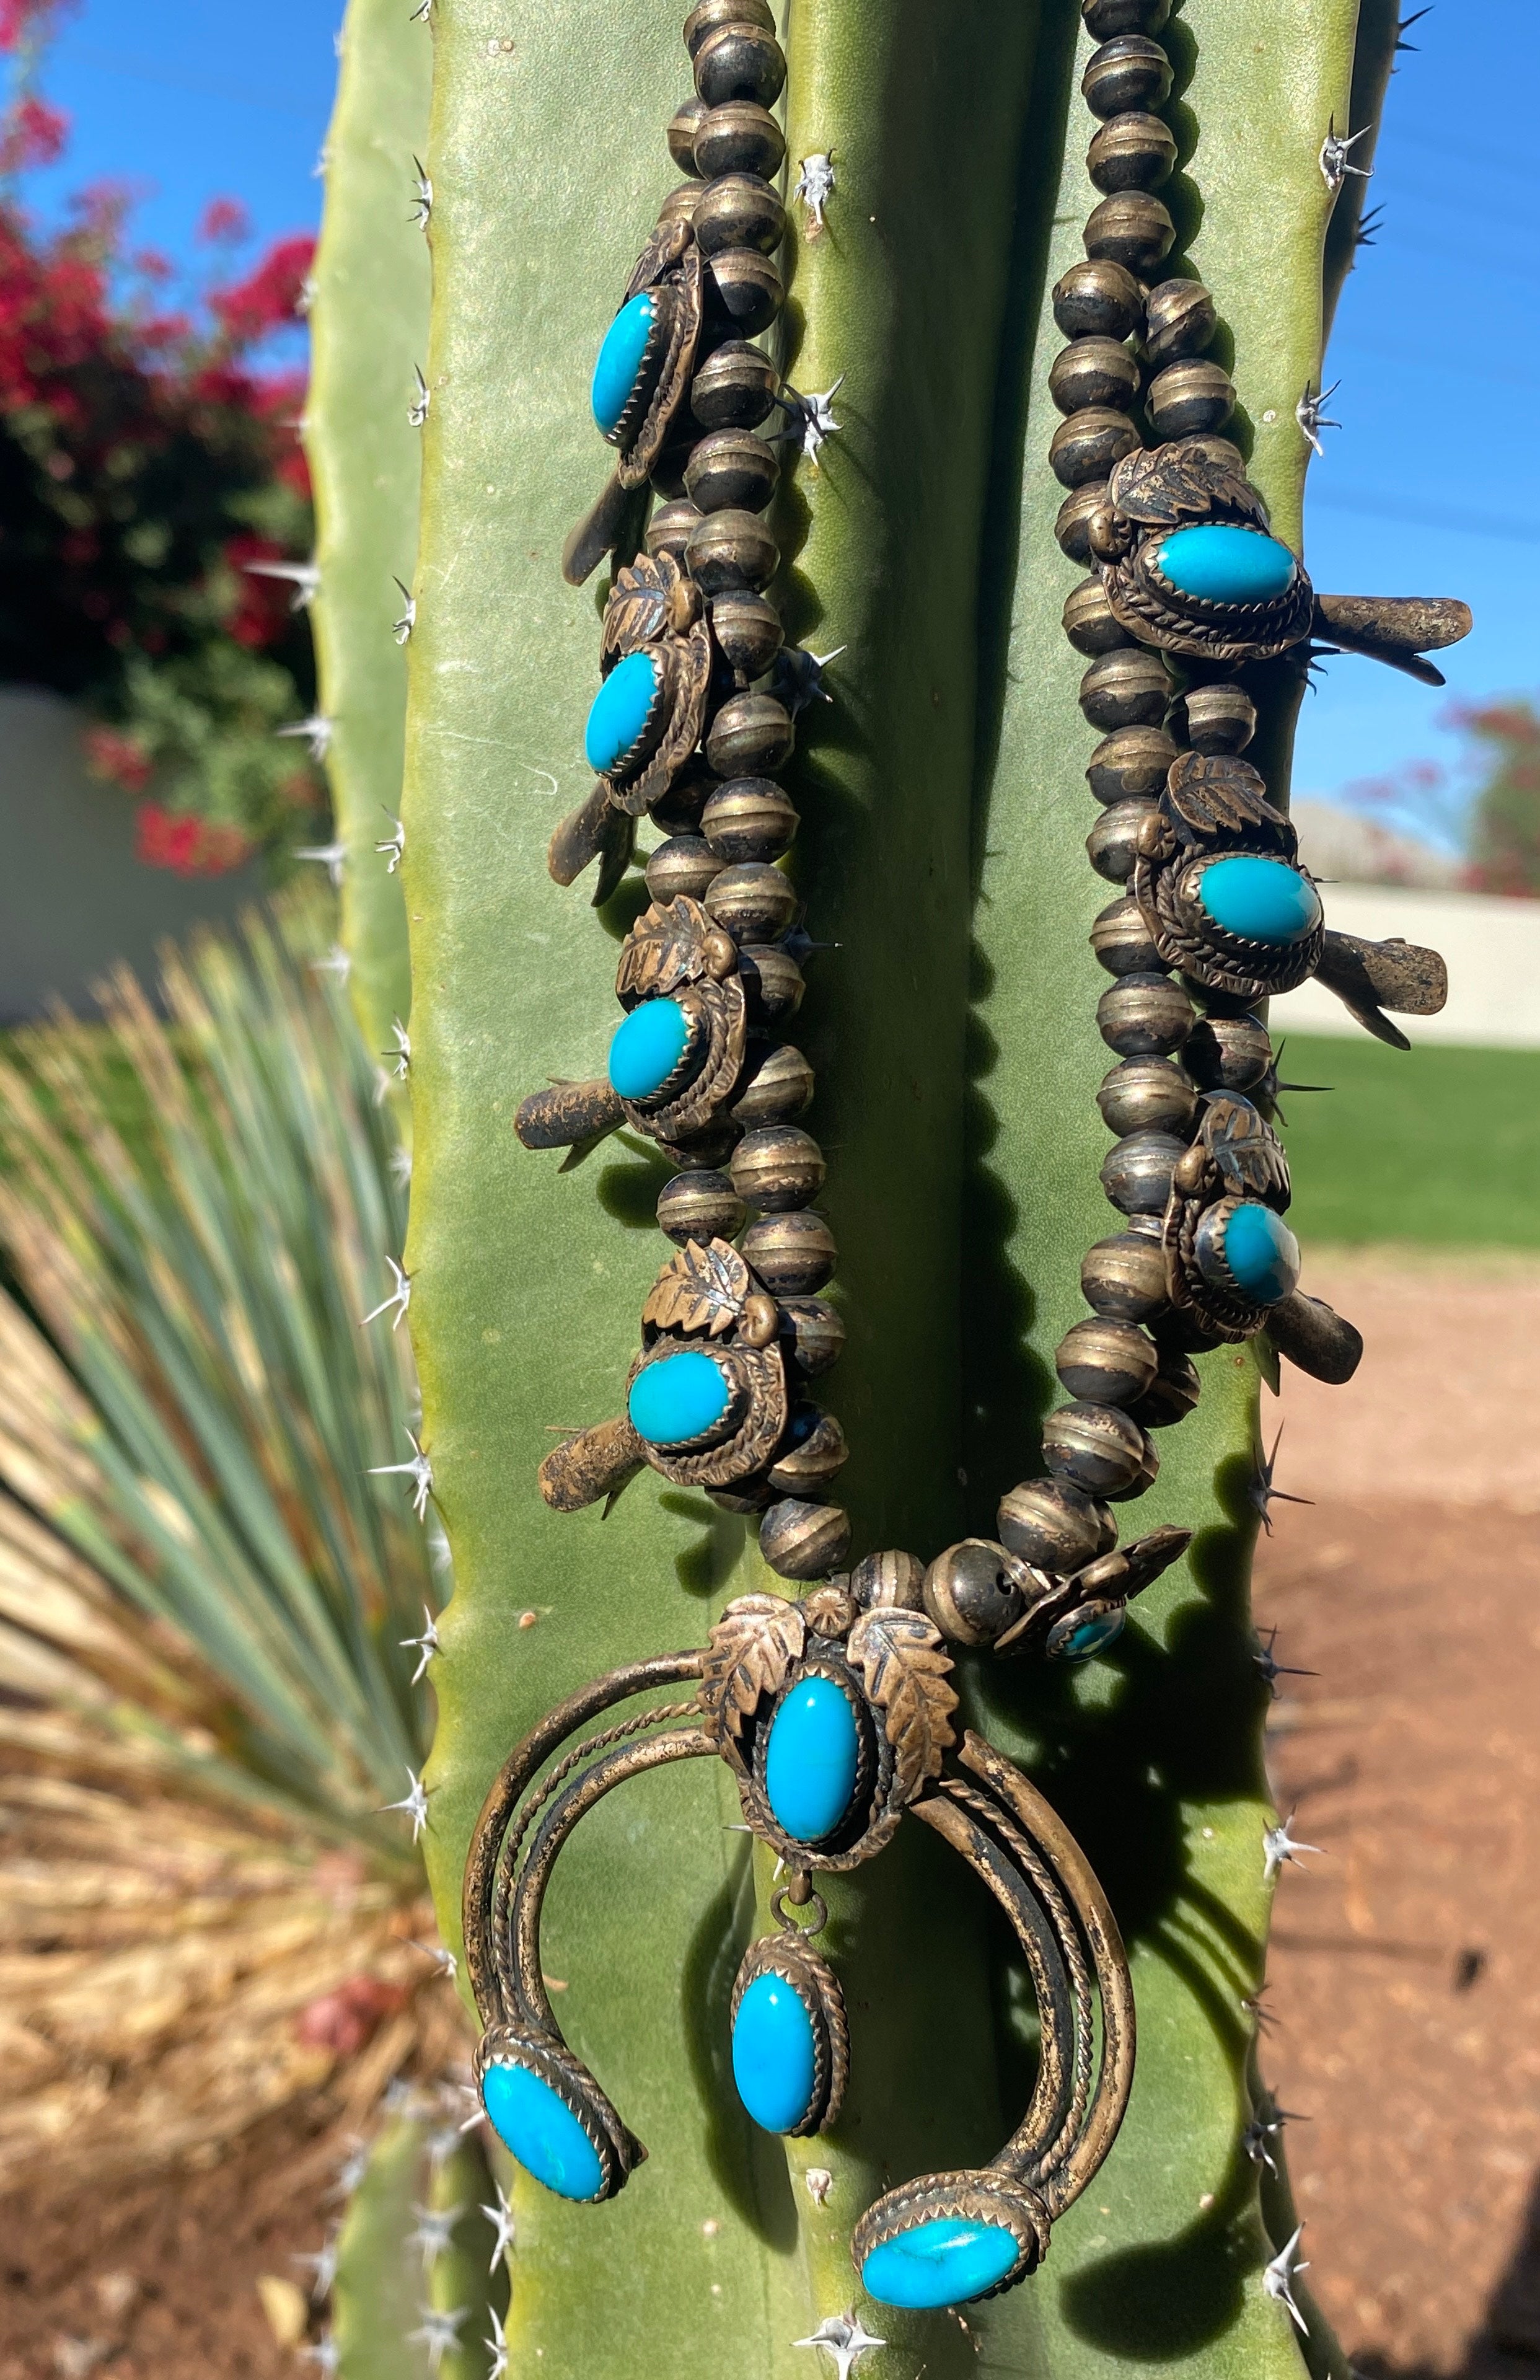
0, 11, 325, 870
1454, 699, 1540, 898
0, 896, 459, 2192
1339, 698, 1540, 896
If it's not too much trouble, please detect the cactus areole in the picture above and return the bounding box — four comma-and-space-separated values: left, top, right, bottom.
407, 0, 1471, 2361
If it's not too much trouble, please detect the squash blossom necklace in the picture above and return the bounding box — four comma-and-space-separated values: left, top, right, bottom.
464, 0, 1469, 2316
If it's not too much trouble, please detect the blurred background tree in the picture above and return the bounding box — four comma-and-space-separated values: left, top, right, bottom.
0, 0, 325, 875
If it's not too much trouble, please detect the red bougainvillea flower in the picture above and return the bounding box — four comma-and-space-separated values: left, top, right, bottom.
82, 724, 152, 793
0, 94, 68, 173
134, 803, 255, 877
208, 232, 315, 346
0, 0, 78, 53
197, 196, 251, 247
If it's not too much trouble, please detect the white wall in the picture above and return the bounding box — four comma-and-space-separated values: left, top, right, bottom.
0, 687, 265, 1020
1270, 884, 1540, 1049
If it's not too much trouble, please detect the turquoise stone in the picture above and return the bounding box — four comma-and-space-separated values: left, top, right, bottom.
628, 1349, 731, 1445
1057, 1606, 1126, 1662
731, 1970, 818, 2134
861, 2218, 1021, 2309
1201, 1201, 1301, 1305
609, 997, 690, 1100
591, 290, 656, 436
584, 650, 661, 775
482, 2061, 604, 2202
1155, 522, 1298, 604
1198, 855, 1322, 944
764, 1677, 860, 1843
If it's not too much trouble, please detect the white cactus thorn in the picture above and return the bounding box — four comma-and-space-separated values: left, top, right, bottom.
371, 1427, 433, 1518
480, 2182, 516, 2272
278, 713, 335, 762
382, 1764, 430, 1841
780, 377, 843, 465
485, 2305, 509, 2380
294, 2232, 340, 2300
392, 578, 417, 643
778, 644, 845, 717
409, 2306, 468, 2372
1319, 117, 1373, 193
408, 2200, 465, 2268
246, 556, 320, 609
411, 1936, 458, 1980
805, 2167, 833, 2206
390, 1142, 414, 1189
794, 2312, 887, 2380
301, 2337, 341, 2376
311, 945, 351, 984
427, 1517, 452, 1571
361, 1254, 413, 1332
1263, 1813, 1322, 1883
1295, 377, 1342, 461
793, 152, 835, 236
294, 837, 346, 885
400, 1604, 440, 1685
411, 156, 433, 229
1262, 2224, 1310, 2334
377, 815, 407, 872
410, 364, 431, 426
386, 1018, 412, 1080
372, 1064, 395, 1109
409, 0, 431, 19
1244, 2102, 1307, 2179
328, 2138, 370, 2199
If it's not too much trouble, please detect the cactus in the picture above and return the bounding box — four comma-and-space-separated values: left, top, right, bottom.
327, 2099, 508, 2380
405, 4, 1399, 2377
305, 0, 432, 1057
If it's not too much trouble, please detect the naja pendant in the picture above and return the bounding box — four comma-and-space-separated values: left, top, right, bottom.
462, 1577, 1134, 2313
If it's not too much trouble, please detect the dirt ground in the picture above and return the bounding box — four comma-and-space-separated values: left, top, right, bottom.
1259, 1253, 1540, 2379
1, 1250, 1536, 2379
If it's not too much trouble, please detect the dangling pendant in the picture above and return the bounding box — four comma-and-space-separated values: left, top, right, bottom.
461, 1578, 1135, 2311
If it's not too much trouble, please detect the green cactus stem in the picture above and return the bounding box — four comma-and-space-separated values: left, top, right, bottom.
405, 3, 1399, 2376
305, 0, 432, 1054
330, 2104, 508, 2380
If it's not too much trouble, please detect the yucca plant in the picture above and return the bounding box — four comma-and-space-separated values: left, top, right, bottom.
397, 4, 1403, 2380
0, 899, 441, 2187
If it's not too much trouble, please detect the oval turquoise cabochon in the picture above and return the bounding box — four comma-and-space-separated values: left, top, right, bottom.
1155, 522, 1298, 604
591, 288, 656, 435
482, 2061, 605, 2202
609, 996, 690, 1099
861, 2218, 1021, 2309
584, 648, 661, 775
763, 1676, 860, 1842
1197, 853, 1322, 944
731, 1969, 819, 2133
627, 1349, 731, 1445
1204, 1200, 1301, 1305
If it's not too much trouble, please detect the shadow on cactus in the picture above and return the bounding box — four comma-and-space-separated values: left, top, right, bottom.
0, 897, 464, 2192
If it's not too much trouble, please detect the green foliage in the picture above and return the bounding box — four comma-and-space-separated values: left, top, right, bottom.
1280, 1033, 1540, 1250
306, 0, 431, 1054
403, 4, 1393, 2377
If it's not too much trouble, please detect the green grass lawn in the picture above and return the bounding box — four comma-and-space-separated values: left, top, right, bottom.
1277, 1034, 1540, 1250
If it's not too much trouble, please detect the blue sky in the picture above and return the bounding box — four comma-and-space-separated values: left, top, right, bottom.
14, 1, 1534, 845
